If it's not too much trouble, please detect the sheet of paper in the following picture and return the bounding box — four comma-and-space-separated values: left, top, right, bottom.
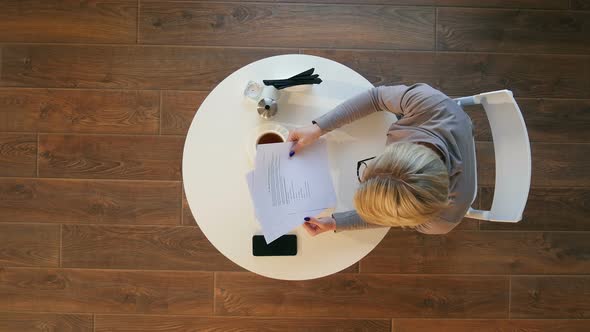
253, 139, 336, 213
246, 172, 325, 243
247, 139, 337, 243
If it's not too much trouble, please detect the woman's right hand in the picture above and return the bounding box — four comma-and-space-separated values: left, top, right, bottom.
287, 123, 322, 157
303, 216, 336, 236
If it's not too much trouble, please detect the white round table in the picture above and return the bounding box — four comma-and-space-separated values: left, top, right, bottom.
183, 54, 395, 280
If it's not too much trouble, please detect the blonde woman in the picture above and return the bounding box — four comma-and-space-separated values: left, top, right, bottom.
288, 84, 476, 235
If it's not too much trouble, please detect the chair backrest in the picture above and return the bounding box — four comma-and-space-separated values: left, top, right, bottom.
455, 90, 531, 222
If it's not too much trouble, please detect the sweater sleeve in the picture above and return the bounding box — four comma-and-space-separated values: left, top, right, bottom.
332, 210, 387, 232
312, 84, 447, 133
335, 211, 463, 235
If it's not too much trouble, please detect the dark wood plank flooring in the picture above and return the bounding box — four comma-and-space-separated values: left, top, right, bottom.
0, 0, 588, 330
0, 312, 92, 332
0, 89, 160, 134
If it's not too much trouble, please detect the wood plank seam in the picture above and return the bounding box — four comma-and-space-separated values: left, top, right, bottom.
508, 276, 512, 318
137, 0, 140, 44
0, 176, 181, 183
15, 265, 590, 277
0, 87, 216, 92
0, 42, 309, 50
2, 42, 590, 57
0, 311, 403, 320
180, 183, 184, 226
9, 132, 186, 138
0, 39, 588, 55
159, 90, 163, 135
59, 224, 62, 268
435, 5, 577, 11
36, 133, 39, 177
434, 7, 438, 51
0, 177, 183, 183
11, 312, 590, 319
213, 272, 217, 315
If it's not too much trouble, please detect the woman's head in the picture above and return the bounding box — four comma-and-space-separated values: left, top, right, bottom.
354, 142, 450, 228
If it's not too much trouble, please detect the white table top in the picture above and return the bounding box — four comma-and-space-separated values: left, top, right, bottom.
183, 54, 395, 280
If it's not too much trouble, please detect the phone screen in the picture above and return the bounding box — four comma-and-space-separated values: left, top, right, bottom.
252, 234, 297, 256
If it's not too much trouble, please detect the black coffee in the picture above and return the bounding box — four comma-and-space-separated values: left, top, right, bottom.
257, 132, 284, 145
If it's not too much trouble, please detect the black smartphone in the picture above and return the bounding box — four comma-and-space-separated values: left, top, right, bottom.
252, 234, 297, 256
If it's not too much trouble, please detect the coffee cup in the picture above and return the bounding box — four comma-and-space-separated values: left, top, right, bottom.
247, 123, 290, 165
256, 131, 284, 145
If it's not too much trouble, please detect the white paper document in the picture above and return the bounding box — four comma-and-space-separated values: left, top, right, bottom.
247, 139, 337, 243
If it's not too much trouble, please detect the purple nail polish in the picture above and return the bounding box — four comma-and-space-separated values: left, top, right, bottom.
304, 217, 310, 221
289, 151, 295, 157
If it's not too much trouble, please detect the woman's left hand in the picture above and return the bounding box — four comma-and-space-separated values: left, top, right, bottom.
303, 216, 336, 236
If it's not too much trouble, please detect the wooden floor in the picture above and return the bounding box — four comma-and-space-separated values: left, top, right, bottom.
1, 0, 589, 331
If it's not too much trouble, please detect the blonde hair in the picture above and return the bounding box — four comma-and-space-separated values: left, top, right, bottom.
354, 142, 449, 228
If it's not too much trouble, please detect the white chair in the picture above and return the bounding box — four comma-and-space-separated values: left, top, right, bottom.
454, 90, 531, 222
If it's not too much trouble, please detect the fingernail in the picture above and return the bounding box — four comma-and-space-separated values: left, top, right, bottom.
304, 217, 310, 221
289, 151, 295, 157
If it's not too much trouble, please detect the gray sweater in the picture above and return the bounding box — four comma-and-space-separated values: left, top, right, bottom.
313, 84, 476, 234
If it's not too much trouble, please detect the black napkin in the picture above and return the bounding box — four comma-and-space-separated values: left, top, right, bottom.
263, 68, 323, 90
